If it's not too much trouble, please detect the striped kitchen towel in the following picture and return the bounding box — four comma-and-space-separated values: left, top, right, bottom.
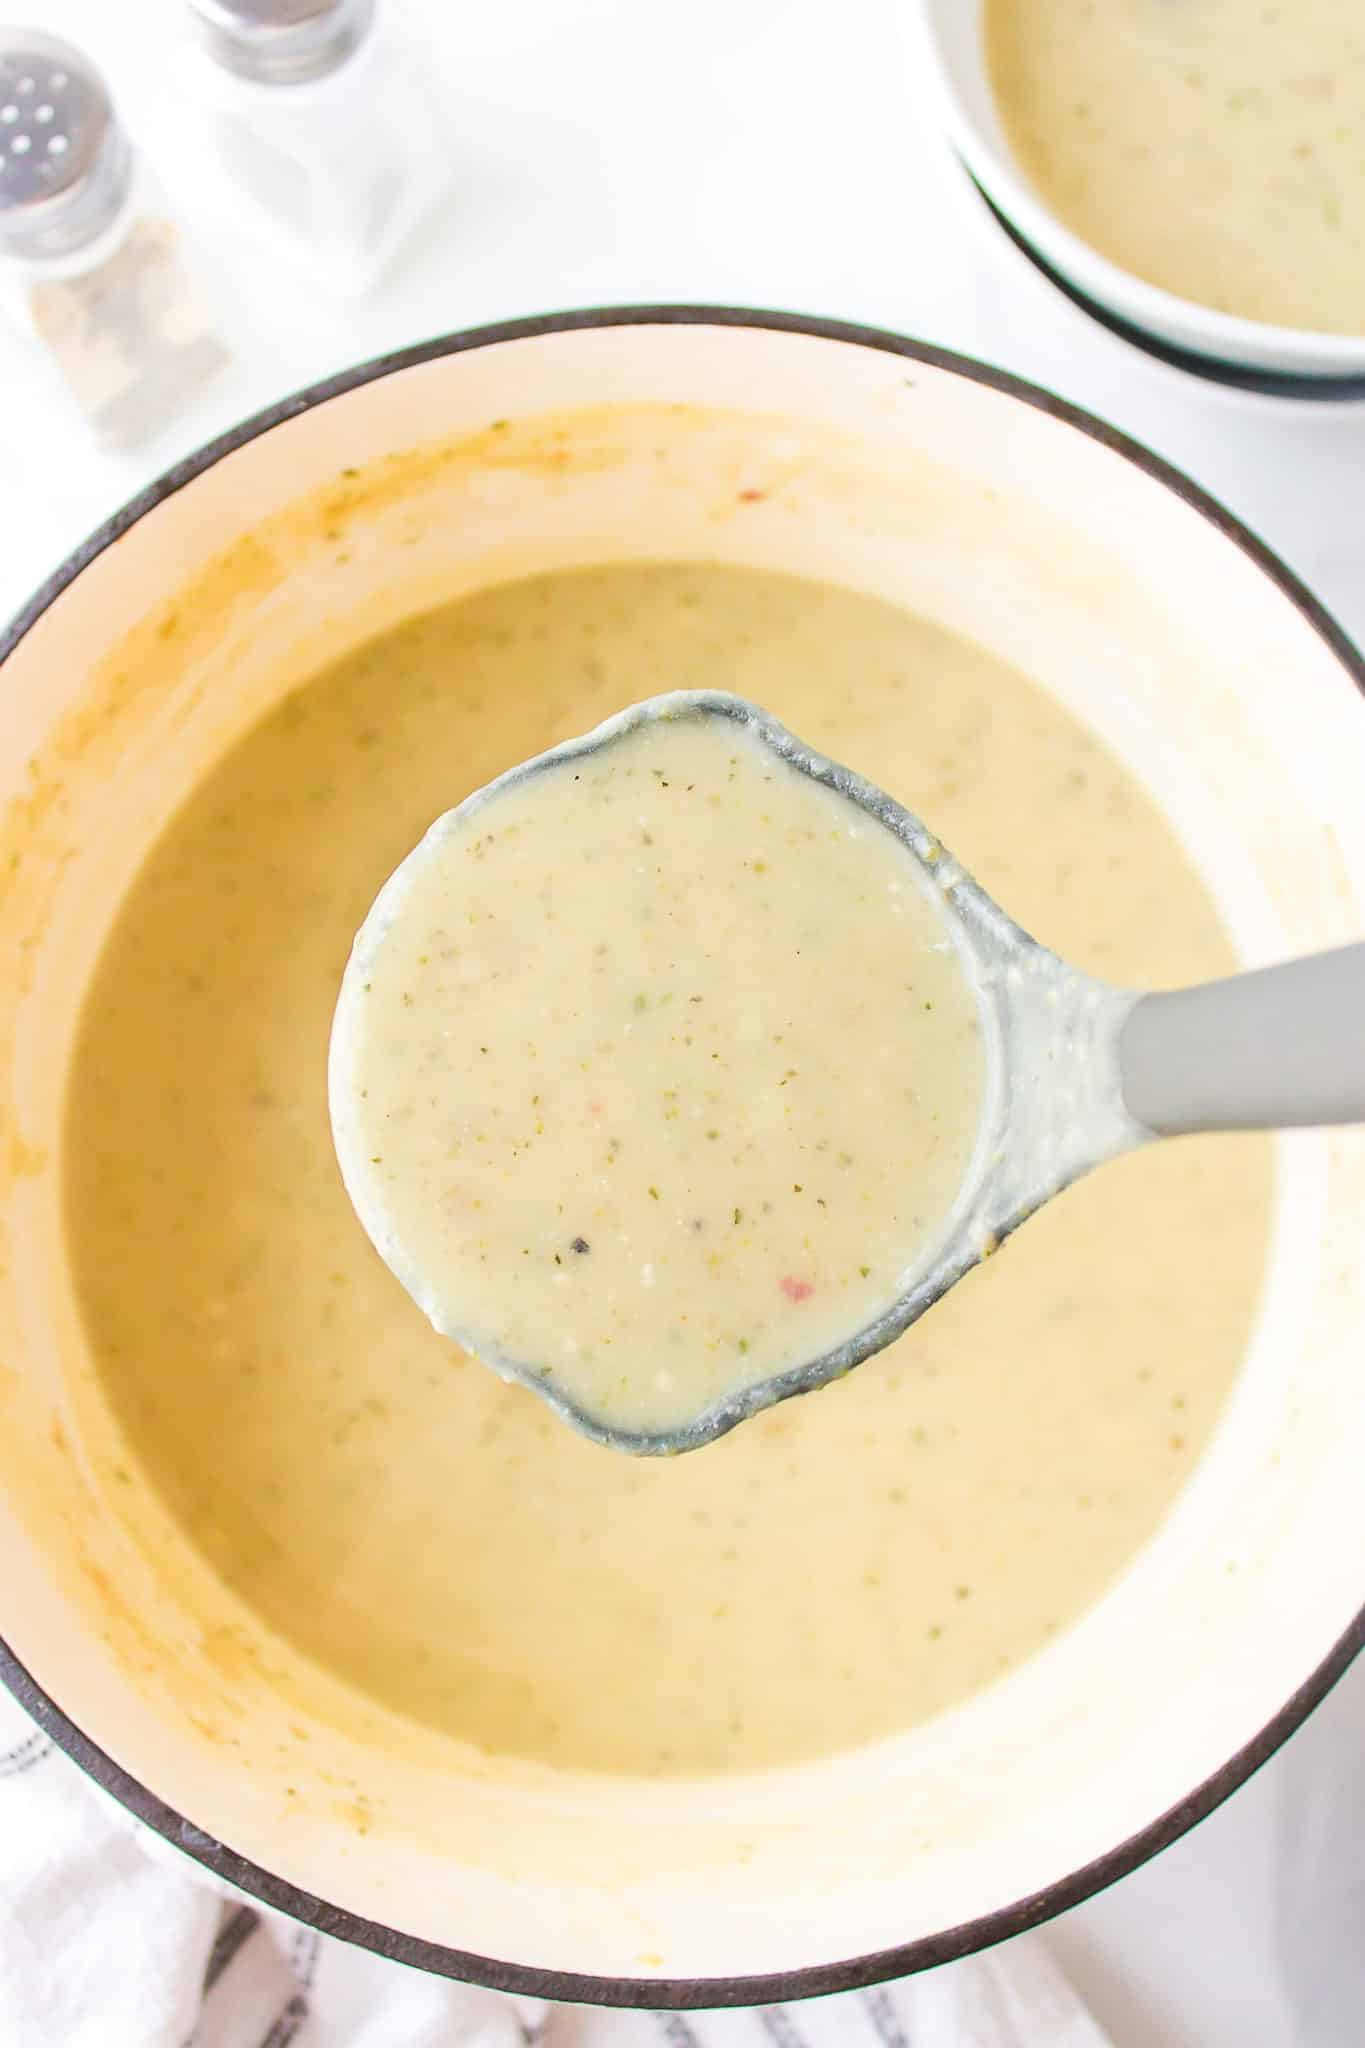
0, 1686, 1112, 2048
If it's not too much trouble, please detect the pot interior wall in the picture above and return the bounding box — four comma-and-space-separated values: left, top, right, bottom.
0, 321, 1362, 1986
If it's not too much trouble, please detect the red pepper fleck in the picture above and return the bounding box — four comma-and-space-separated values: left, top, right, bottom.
588, 1099, 605, 1118
738, 488, 767, 503
780, 1275, 814, 1303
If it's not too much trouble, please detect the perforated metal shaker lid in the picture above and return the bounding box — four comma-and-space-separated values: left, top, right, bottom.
0, 29, 133, 262
186, 0, 376, 86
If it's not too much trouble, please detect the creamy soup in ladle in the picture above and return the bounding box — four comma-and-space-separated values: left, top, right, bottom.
65, 564, 1271, 1776
330, 701, 986, 1444
987, 0, 1365, 335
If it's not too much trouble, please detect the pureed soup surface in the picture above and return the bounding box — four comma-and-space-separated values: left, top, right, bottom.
65, 565, 1272, 1777
330, 705, 985, 1441
986, 0, 1365, 334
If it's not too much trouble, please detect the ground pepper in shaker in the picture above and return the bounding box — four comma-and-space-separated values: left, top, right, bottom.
180, 0, 450, 297
0, 29, 226, 449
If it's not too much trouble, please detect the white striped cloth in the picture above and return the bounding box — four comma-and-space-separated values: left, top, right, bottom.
0, 1684, 1116, 2048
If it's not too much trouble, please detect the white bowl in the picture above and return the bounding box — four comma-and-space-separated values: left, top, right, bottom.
1, 309, 1363, 2001
916, 0, 1365, 388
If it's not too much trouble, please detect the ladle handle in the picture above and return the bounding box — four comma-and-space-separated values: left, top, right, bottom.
1118, 942, 1365, 1137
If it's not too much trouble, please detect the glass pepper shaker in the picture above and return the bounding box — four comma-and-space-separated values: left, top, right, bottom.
180, 0, 450, 298
0, 29, 226, 450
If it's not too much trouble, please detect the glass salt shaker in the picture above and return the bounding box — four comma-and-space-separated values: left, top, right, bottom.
180, 0, 449, 298
0, 30, 226, 450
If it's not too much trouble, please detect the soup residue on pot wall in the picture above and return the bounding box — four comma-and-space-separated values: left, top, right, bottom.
63, 563, 1272, 1777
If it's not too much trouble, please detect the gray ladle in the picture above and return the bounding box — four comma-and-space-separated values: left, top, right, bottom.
333, 692, 1365, 1455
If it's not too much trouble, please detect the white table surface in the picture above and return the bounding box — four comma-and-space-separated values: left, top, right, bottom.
5, 4, 1363, 2043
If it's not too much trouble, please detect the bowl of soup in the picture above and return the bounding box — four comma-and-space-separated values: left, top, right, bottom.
1, 308, 1363, 2001
917, 0, 1365, 388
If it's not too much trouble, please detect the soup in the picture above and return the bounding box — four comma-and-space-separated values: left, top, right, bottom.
986, 0, 1365, 334
64, 562, 1271, 1777
330, 700, 986, 1441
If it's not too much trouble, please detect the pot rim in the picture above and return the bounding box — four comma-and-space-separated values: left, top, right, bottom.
2, 302, 1363, 2007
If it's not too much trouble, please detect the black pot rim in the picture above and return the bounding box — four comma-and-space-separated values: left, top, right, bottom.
2, 302, 1363, 2008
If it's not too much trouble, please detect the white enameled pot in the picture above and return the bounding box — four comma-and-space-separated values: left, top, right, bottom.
915, 1, 1365, 390
1, 309, 1363, 2004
